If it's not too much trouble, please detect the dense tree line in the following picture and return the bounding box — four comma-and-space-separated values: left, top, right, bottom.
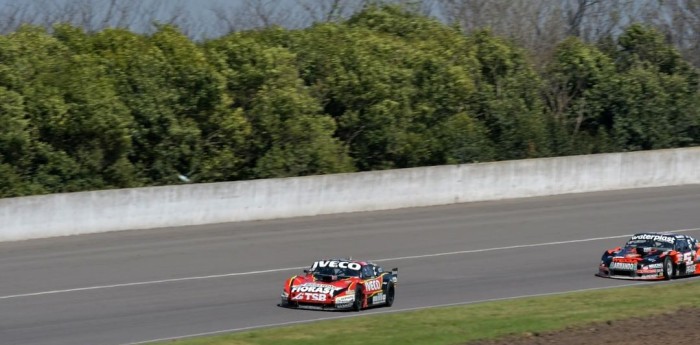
0, 5, 698, 197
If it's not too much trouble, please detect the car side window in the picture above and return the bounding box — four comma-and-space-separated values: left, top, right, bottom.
361, 265, 374, 279
676, 239, 689, 252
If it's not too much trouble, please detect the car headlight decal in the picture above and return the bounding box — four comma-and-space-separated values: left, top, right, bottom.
334, 295, 355, 304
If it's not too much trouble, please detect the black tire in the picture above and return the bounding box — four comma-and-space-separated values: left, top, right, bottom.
663, 256, 675, 280
385, 283, 395, 307
281, 297, 297, 308
352, 287, 363, 311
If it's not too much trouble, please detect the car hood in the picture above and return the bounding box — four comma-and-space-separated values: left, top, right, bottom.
289, 276, 355, 295
295, 275, 355, 286
612, 246, 667, 263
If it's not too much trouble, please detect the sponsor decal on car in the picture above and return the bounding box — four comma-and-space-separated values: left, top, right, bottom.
372, 293, 386, 304
631, 234, 675, 244
334, 295, 355, 305
310, 260, 362, 271
647, 263, 664, 269
291, 284, 341, 294
364, 279, 381, 291
292, 292, 327, 301
610, 262, 636, 270
639, 273, 664, 279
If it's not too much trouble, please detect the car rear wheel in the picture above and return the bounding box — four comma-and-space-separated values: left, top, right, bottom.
663, 256, 675, 280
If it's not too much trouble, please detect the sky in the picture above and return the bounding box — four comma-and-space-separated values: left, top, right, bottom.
0, 1, 442, 39
0, 0, 314, 39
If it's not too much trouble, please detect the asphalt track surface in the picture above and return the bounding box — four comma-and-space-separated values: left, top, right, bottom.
1, 185, 700, 345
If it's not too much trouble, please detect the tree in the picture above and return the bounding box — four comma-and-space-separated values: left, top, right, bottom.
206, 32, 354, 178
0, 25, 136, 193
437, 0, 641, 68
0, 86, 45, 197
543, 37, 617, 154
468, 30, 551, 159
91, 25, 251, 184
603, 25, 700, 150
641, 0, 700, 68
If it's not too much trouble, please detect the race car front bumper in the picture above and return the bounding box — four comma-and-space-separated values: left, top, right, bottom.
280, 292, 356, 310
596, 265, 665, 280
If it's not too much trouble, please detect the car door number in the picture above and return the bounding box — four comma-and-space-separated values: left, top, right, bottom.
683, 252, 693, 265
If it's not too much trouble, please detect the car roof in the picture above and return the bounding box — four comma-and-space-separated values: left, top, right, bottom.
316, 258, 377, 266
631, 232, 695, 240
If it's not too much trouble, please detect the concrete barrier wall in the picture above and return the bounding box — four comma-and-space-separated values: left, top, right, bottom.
1, 148, 699, 242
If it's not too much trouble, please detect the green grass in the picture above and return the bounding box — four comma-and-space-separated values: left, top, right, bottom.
156, 280, 700, 345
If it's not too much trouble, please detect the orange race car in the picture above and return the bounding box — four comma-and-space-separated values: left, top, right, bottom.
280, 258, 397, 311
597, 232, 700, 280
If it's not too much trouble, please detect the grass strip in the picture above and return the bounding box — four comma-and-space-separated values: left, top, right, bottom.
156, 280, 700, 345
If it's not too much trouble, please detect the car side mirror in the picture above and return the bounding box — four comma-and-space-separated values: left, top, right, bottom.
303, 269, 310, 274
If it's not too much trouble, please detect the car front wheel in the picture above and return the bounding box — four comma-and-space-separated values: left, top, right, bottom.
352, 288, 363, 312
663, 256, 675, 280
385, 284, 395, 307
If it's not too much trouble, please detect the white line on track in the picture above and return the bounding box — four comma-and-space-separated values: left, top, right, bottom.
1, 227, 698, 301
124, 281, 670, 345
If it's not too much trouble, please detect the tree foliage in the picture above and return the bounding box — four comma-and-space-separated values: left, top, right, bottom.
0, 6, 698, 198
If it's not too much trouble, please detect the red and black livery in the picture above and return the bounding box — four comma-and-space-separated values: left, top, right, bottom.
280, 258, 397, 311
597, 232, 700, 280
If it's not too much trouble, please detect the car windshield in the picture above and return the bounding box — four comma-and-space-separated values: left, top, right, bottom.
312, 266, 361, 278
309, 260, 364, 279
